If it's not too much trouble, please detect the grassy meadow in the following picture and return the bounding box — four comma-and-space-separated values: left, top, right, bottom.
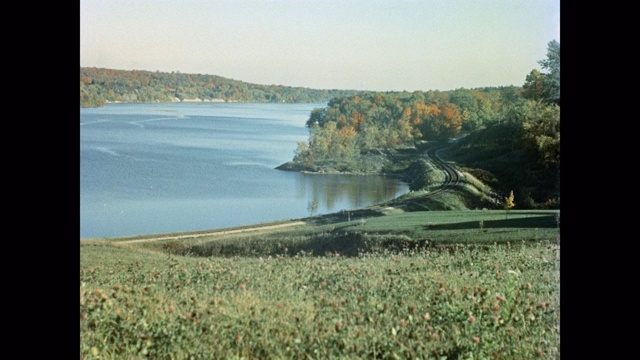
81, 210, 560, 359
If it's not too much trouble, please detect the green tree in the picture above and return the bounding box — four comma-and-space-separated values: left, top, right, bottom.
521, 101, 560, 167
293, 141, 313, 168
522, 69, 546, 101
539, 40, 560, 105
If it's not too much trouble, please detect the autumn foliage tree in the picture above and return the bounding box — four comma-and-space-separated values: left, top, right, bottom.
504, 190, 515, 218
417, 102, 463, 141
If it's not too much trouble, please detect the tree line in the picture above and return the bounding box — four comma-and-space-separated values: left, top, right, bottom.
293, 86, 523, 167
80, 67, 361, 107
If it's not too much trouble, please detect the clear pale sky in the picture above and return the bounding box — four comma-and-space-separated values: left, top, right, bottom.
80, 0, 560, 92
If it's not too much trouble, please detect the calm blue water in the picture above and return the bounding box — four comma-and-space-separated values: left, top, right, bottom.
80, 102, 408, 238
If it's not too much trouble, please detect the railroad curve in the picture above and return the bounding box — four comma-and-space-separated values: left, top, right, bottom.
423, 147, 462, 198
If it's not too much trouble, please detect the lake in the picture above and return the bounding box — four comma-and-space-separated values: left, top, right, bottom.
80, 102, 409, 238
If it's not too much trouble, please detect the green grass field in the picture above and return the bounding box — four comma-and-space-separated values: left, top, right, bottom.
80, 209, 560, 359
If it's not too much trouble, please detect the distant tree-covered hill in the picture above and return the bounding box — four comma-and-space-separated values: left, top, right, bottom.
80, 67, 362, 107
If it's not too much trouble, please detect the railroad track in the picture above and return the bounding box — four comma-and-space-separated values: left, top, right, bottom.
423, 147, 461, 197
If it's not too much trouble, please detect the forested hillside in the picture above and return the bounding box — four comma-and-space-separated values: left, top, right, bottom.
286, 40, 560, 208
80, 67, 361, 107
288, 86, 521, 171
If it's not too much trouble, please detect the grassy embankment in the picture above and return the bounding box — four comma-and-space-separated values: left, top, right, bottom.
80, 145, 560, 359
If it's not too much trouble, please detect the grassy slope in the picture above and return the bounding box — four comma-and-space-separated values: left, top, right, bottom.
170, 210, 558, 258
441, 124, 560, 208
81, 209, 560, 359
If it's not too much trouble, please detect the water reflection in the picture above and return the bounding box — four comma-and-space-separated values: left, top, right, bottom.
81, 103, 410, 238
296, 173, 407, 213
